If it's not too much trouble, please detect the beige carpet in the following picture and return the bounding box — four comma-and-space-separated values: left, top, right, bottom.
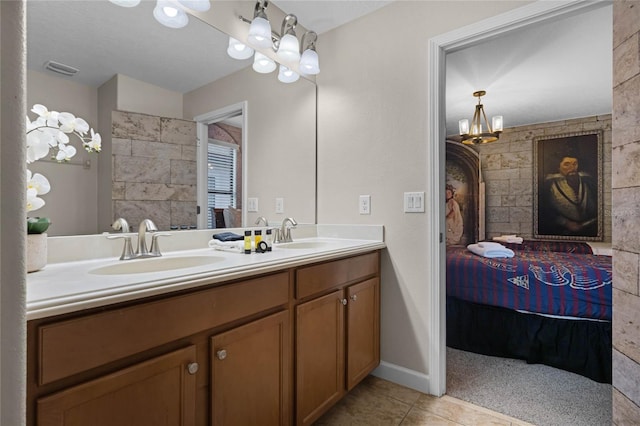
446, 347, 612, 426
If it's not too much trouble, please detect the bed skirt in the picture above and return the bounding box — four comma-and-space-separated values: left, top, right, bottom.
446, 296, 612, 383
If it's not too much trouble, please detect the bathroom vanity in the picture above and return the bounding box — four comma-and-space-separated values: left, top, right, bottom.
25, 227, 384, 426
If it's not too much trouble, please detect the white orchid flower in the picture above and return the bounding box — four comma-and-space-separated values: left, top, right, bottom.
85, 128, 102, 152
55, 143, 77, 161
31, 104, 59, 127
27, 169, 51, 195
26, 187, 45, 212
58, 112, 89, 135
26, 131, 53, 163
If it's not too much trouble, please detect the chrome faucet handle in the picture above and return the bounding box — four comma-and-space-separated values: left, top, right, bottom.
280, 217, 297, 243
112, 217, 130, 233
149, 233, 172, 257
106, 234, 135, 260
137, 219, 158, 257
272, 227, 282, 244
255, 216, 269, 227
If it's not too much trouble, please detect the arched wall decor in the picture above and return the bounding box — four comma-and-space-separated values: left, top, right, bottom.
445, 141, 484, 245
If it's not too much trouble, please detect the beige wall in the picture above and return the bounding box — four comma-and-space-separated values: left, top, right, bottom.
1, 1, 27, 423
183, 66, 316, 226
612, 1, 640, 423
316, 1, 526, 379
116, 74, 183, 119
27, 70, 100, 236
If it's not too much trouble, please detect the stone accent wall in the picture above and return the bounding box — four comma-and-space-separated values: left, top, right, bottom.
111, 110, 197, 231
612, 1, 640, 424
469, 115, 612, 242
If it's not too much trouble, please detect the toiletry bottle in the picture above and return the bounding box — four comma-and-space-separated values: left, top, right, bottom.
244, 230, 252, 254
255, 230, 262, 248
266, 229, 273, 251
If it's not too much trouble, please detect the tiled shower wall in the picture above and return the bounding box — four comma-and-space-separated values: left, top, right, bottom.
111, 110, 197, 231
612, 1, 640, 423
468, 115, 612, 242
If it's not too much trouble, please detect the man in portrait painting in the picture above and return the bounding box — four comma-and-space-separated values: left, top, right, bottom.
541, 154, 598, 237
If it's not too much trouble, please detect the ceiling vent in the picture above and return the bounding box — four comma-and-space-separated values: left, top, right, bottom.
44, 60, 78, 77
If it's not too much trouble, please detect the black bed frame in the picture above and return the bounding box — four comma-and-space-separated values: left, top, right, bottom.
446, 296, 612, 383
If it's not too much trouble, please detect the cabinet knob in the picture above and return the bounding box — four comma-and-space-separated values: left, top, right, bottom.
217, 349, 227, 360
341, 298, 348, 306
187, 362, 199, 375
350, 294, 358, 302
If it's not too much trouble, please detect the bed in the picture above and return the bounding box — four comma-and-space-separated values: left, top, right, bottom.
446, 240, 612, 383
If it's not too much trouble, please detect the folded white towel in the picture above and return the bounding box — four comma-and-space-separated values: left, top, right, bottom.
467, 243, 515, 258
492, 235, 524, 244
477, 241, 506, 249
208, 239, 254, 253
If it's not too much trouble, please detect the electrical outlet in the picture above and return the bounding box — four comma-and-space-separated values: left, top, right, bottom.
359, 195, 371, 215
247, 197, 259, 212
275, 198, 284, 214
404, 192, 425, 213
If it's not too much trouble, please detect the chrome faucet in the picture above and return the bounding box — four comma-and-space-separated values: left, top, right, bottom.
277, 217, 297, 244
111, 217, 130, 233
136, 219, 158, 257
255, 216, 269, 227
107, 218, 171, 260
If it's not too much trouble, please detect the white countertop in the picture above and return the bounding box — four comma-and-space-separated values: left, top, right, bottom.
27, 225, 385, 320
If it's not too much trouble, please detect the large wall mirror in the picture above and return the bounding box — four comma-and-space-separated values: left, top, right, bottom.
26, 0, 316, 236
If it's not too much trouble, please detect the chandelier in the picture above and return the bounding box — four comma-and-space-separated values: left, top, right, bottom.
458, 90, 503, 145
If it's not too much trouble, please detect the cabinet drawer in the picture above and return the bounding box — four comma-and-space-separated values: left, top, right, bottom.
38, 272, 289, 385
296, 252, 378, 299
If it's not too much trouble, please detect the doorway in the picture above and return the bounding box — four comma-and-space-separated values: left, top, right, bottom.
426, 0, 612, 397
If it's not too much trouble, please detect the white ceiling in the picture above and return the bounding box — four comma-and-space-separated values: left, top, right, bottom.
26, 0, 391, 93
446, 4, 612, 136
27, 1, 612, 133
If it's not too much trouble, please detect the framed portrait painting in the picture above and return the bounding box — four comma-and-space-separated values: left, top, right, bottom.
533, 130, 603, 241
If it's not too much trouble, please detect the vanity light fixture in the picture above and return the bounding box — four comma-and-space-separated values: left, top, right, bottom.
458, 90, 503, 144
227, 37, 255, 60
109, 0, 211, 29
299, 31, 320, 75
247, 1, 272, 48
253, 52, 277, 74
276, 15, 301, 62
228, 0, 319, 83
278, 64, 300, 83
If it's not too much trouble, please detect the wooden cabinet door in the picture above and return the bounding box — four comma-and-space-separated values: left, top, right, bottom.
295, 289, 345, 426
36, 345, 197, 426
346, 278, 380, 390
211, 310, 290, 426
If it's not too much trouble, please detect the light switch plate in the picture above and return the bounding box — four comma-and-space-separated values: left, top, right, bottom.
275, 198, 284, 214
247, 197, 259, 212
359, 195, 371, 215
404, 192, 425, 213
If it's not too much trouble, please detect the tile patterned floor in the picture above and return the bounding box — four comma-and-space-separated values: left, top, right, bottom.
314, 376, 534, 426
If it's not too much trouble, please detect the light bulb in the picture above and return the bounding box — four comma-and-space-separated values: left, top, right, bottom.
153, 0, 188, 28
458, 119, 469, 135
163, 6, 178, 17
253, 52, 276, 74
299, 49, 320, 75
278, 65, 299, 83
227, 37, 254, 60
277, 33, 300, 62
248, 16, 272, 49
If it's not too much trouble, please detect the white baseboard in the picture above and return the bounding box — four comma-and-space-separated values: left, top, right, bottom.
371, 361, 431, 394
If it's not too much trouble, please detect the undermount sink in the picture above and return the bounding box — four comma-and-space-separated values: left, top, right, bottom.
89, 255, 225, 275
275, 241, 334, 250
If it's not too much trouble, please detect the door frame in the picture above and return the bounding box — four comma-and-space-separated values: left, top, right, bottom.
194, 101, 248, 229
425, 0, 610, 396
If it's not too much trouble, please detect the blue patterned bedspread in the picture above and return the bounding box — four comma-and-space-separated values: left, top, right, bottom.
446, 245, 612, 321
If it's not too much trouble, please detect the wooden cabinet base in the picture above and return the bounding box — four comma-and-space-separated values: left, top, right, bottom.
37, 346, 197, 426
